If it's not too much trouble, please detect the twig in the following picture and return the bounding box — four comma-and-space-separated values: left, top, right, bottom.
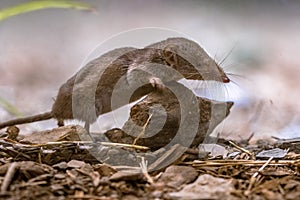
229, 140, 256, 159
1, 162, 18, 192
14, 181, 47, 189
245, 157, 273, 196
0, 145, 31, 159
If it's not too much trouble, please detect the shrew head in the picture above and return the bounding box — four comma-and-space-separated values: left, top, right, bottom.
148, 37, 230, 83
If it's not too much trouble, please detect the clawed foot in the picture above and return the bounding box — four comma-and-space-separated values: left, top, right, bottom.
84, 122, 95, 142
149, 77, 165, 91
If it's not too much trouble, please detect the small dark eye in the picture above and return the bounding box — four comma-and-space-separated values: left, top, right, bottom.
222, 76, 230, 83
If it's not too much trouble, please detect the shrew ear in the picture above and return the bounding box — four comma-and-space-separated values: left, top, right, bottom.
163, 45, 178, 68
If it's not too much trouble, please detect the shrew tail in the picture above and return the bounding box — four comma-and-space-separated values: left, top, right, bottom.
0, 111, 53, 129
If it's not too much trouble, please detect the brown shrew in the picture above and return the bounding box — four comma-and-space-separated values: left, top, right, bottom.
0, 37, 230, 132
106, 85, 234, 150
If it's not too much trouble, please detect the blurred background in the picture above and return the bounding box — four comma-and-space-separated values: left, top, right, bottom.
0, 0, 300, 142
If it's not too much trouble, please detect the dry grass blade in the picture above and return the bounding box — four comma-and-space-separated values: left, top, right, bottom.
41, 141, 150, 150
229, 140, 256, 159
139, 157, 154, 184
133, 113, 153, 145
188, 159, 300, 167
100, 141, 150, 150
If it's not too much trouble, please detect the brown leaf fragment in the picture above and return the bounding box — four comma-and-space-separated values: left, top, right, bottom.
169, 174, 235, 200
158, 165, 198, 189
67, 160, 85, 169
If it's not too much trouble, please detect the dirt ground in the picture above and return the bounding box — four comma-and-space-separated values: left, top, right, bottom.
0, 124, 299, 200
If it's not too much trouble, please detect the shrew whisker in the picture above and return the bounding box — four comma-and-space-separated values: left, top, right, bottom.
218, 43, 238, 66
227, 73, 246, 79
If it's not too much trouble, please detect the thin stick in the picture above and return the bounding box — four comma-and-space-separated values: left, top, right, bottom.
1, 162, 18, 192
229, 140, 256, 159
246, 157, 273, 195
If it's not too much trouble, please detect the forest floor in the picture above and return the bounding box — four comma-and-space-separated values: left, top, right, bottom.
0, 124, 299, 200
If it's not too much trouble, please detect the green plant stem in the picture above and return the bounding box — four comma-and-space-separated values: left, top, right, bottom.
0, 0, 93, 21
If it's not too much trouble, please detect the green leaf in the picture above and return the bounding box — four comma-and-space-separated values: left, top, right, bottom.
0, 96, 23, 117
0, 0, 93, 21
